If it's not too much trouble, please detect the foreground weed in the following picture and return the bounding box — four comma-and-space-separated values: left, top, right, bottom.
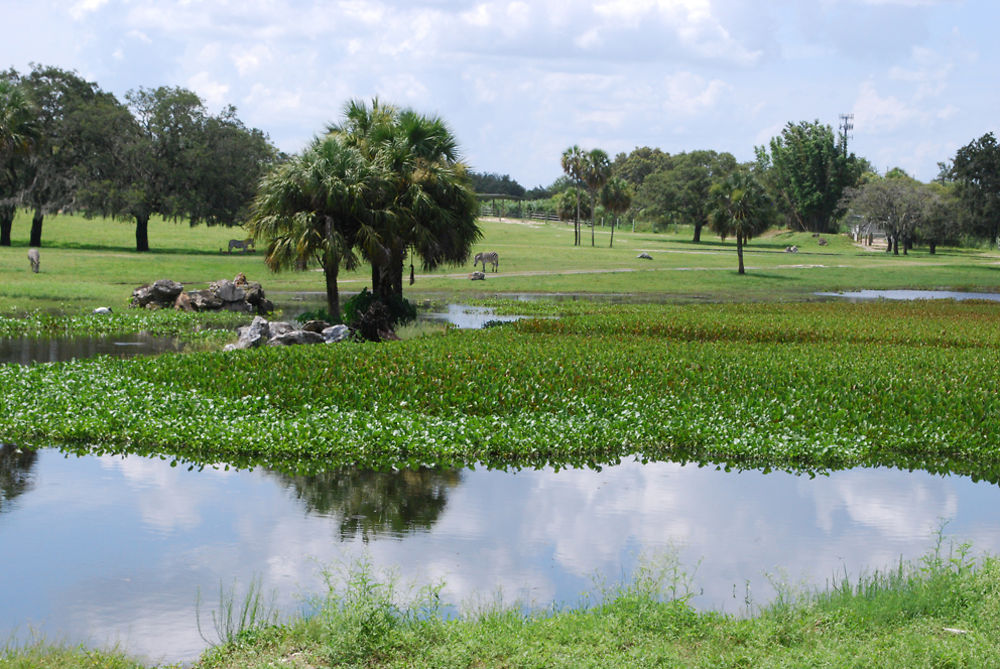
196, 575, 279, 648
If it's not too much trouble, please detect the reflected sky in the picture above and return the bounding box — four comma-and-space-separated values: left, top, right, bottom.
2, 451, 999, 665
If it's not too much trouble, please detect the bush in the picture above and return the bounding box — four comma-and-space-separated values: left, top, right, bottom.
343, 289, 416, 328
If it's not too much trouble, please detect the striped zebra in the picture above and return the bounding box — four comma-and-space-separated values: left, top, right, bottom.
473, 251, 499, 272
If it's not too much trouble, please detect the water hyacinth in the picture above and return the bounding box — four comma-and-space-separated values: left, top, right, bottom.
0, 301, 998, 479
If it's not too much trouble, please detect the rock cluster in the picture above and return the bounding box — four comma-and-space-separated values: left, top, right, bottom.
130, 276, 274, 315
223, 316, 353, 351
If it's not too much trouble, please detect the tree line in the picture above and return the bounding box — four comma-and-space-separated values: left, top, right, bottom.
474, 119, 1000, 260
0, 64, 277, 252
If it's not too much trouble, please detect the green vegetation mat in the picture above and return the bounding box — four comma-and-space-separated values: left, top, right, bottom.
2, 301, 998, 482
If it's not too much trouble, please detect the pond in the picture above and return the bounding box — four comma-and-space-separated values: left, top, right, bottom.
817, 289, 1000, 302
3, 447, 999, 666
0, 334, 187, 366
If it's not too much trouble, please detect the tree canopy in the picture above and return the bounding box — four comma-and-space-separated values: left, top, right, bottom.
250, 99, 480, 323
756, 120, 863, 233
950, 132, 1000, 246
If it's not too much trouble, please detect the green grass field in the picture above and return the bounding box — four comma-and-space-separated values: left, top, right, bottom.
2, 210, 998, 313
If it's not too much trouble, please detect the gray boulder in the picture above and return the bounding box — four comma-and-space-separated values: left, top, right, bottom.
237, 316, 272, 349
210, 279, 246, 303
470, 271, 486, 280
268, 321, 295, 337
187, 289, 224, 311
322, 324, 352, 343
267, 330, 325, 346
637, 252, 653, 260
131, 279, 184, 308
302, 319, 331, 333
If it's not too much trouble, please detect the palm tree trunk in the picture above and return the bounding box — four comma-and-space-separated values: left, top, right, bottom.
737, 232, 745, 275
323, 256, 341, 322
609, 217, 615, 248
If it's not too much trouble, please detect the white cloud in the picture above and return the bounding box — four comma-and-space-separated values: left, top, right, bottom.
186, 71, 231, 109
853, 81, 918, 133
231, 45, 273, 77
662, 72, 731, 115
69, 0, 110, 20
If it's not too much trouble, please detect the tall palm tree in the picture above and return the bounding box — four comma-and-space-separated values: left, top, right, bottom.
709, 169, 773, 275
601, 176, 633, 249
331, 99, 480, 304
582, 148, 611, 247
248, 134, 380, 321
561, 145, 586, 246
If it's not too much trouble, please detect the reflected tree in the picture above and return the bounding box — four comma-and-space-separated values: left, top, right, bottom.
271, 468, 461, 542
0, 445, 37, 513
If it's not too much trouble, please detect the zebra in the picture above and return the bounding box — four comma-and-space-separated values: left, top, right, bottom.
228, 238, 255, 254
473, 251, 499, 273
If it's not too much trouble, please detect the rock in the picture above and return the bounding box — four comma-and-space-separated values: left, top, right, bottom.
131, 279, 183, 308
817, 238, 829, 246
268, 321, 296, 337
134, 276, 272, 315
302, 319, 331, 333
785, 245, 798, 253
210, 279, 246, 303
322, 324, 352, 343
637, 252, 653, 260
266, 330, 326, 346
243, 282, 265, 305
234, 315, 272, 349
470, 271, 486, 280
187, 289, 224, 311
92, 307, 113, 314
173, 292, 194, 312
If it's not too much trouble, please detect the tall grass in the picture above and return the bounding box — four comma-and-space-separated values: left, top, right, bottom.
195, 575, 279, 648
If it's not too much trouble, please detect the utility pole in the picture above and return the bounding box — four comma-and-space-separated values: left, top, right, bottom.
838, 113, 854, 158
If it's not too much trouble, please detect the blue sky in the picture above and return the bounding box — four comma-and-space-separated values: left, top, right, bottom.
3, 0, 995, 187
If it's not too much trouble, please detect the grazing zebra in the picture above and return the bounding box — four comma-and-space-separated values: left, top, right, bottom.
473, 251, 499, 272
228, 238, 255, 254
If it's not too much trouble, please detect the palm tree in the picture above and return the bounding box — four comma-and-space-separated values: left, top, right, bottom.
561, 145, 586, 246
582, 149, 610, 247
248, 134, 380, 321
0, 79, 38, 246
601, 176, 633, 249
709, 169, 774, 275
331, 99, 480, 304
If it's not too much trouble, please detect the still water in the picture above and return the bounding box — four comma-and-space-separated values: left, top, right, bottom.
3, 448, 999, 665
0, 334, 186, 365
817, 289, 1000, 302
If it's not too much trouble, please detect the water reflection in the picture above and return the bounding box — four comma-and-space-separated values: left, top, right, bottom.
268, 468, 461, 540
0, 334, 186, 365
0, 444, 37, 513
3, 452, 1000, 666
